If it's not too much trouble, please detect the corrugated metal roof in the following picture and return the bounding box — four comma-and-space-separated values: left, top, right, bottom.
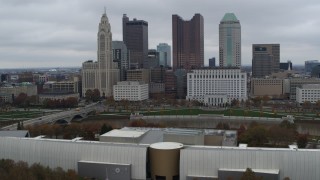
0, 130, 29, 137
180, 146, 320, 180
0, 137, 148, 180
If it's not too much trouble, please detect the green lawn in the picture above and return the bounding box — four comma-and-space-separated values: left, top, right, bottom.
143, 108, 282, 118
0, 111, 43, 120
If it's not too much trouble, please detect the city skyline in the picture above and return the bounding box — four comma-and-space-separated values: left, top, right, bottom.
1, 0, 320, 68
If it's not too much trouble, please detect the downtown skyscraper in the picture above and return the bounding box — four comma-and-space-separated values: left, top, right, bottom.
82, 11, 119, 97
157, 43, 171, 67
122, 14, 148, 69
252, 44, 280, 78
172, 14, 204, 71
219, 13, 241, 67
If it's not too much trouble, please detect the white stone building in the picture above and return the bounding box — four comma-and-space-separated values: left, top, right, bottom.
186, 68, 247, 106
82, 12, 119, 97
113, 81, 149, 101
296, 84, 320, 103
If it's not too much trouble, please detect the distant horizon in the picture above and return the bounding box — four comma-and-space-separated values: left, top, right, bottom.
0, 64, 307, 70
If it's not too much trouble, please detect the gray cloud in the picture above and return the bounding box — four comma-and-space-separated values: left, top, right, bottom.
0, 0, 320, 68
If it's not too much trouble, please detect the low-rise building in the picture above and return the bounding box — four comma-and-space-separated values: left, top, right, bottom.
100, 127, 237, 147
43, 79, 79, 94
296, 84, 320, 103
289, 78, 320, 100
113, 81, 149, 101
251, 78, 284, 97
0, 83, 37, 102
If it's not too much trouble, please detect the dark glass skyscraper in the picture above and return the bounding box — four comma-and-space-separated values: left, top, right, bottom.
122, 14, 148, 69
172, 14, 204, 71
252, 44, 280, 78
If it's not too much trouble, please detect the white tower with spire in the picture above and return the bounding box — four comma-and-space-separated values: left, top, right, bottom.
82, 10, 119, 97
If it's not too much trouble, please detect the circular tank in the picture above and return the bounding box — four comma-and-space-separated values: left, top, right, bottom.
149, 142, 183, 180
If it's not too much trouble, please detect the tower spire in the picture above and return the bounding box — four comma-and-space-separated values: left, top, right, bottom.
104, 6, 106, 15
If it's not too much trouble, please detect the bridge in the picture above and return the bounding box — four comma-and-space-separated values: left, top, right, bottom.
1, 102, 103, 130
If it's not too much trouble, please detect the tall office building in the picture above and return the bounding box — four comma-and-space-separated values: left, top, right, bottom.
145, 49, 160, 69
252, 44, 280, 78
172, 14, 204, 70
209, 57, 216, 67
280, 60, 293, 71
305, 60, 320, 74
82, 11, 119, 97
157, 43, 171, 67
122, 14, 148, 69
112, 41, 130, 81
219, 13, 241, 67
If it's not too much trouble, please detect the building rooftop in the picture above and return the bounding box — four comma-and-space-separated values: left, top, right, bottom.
221, 13, 239, 22
0, 130, 30, 137
100, 127, 237, 146
300, 84, 320, 89
150, 142, 183, 150
100, 129, 148, 138
219, 168, 280, 174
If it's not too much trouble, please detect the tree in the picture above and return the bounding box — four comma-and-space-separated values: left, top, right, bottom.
240, 168, 263, 180
262, 95, 270, 105
245, 99, 252, 109
100, 123, 113, 135
239, 125, 268, 147
92, 89, 101, 102
216, 122, 230, 130
302, 101, 311, 113
0, 159, 82, 180
279, 120, 296, 130
252, 96, 262, 107
267, 125, 296, 147
85, 89, 93, 102
65, 97, 78, 108
297, 134, 308, 148
13, 93, 28, 107
231, 99, 239, 107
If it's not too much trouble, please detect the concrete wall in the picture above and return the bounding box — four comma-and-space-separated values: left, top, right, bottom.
78, 161, 131, 180
164, 134, 204, 145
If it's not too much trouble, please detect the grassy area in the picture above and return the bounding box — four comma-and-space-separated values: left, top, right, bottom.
143, 108, 282, 118
0, 111, 43, 120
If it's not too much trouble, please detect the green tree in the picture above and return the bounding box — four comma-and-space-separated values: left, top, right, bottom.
100, 123, 113, 135
252, 96, 262, 107
239, 125, 268, 147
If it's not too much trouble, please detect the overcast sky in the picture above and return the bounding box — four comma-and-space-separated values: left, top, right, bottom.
1, 0, 320, 68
